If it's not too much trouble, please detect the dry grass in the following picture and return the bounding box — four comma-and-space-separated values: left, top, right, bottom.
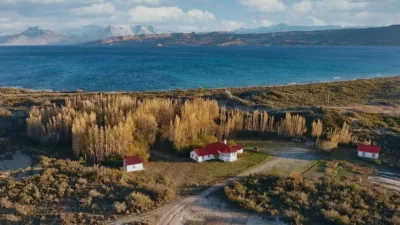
144, 151, 269, 187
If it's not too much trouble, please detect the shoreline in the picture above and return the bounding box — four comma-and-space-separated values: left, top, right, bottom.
1, 75, 399, 95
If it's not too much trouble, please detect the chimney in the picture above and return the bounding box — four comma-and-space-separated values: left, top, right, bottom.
224, 139, 227, 145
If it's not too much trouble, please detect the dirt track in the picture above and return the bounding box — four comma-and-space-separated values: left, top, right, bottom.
109, 145, 318, 225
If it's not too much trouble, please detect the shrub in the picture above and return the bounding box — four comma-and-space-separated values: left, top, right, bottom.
113, 201, 127, 213
88, 189, 102, 198
126, 192, 154, 213
0, 197, 13, 208
224, 174, 398, 225
3, 214, 21, 222
318, 140, 338, 151
14, 204, 34, 216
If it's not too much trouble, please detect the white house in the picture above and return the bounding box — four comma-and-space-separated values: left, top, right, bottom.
190, 141, 244, 163
357, 144, 380, 159
124, 156, 144, 172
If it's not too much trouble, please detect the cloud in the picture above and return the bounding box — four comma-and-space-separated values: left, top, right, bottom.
292, 1, 314, 13
317, 0, 368, 11
0, 10, 56, 34
70, 3, 116, 15
292, 0, 369, 14
0, 0, 103, 4
240, 0, 286, 13
116, 0, 163, 6
309, 16, 326, 25
220, 20, 245, 31
260, 19, 273, 26
129, 6, 215, 23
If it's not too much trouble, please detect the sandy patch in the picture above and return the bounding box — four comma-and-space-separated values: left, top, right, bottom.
368, 175, 400, 192
329, 104, 400, 115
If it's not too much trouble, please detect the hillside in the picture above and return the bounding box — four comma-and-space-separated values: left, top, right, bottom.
234, 23, 342, 34
0, 25, 165, 45
88, 25, 400, 46
0, 27, 68, 46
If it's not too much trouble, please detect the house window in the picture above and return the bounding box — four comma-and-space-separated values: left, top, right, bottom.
372, 153, 376, 158
362, 152, 366, 157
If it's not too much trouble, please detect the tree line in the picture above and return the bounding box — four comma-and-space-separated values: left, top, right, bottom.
27, 95, 357, 162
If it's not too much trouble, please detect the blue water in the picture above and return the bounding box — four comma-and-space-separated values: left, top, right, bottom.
0, 46, 399, 91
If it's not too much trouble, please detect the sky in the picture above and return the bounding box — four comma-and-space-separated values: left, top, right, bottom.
0, 0, 399, 34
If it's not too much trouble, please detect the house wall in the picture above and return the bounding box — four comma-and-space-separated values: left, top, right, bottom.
358, 151, 379, 159
191, 151, 215, 162
218, 152, 237, 162
125, 163, 144, 172
237, 148, 244, 154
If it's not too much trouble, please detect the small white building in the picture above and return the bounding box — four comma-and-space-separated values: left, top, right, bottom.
357, 144, 380, 159
124, 156, 144, 172
190, 141, 244, 163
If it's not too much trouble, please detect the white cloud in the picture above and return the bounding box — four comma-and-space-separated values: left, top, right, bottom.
116, 0, 162, 6
292, 1, 314, 13
309, 16, 326, 25
0, 0, 103, 4
0, 10, 56, 34
220, 20, 245, 31
129, 6, 215, 23
317, 0, 368, 11
292, 0, 369, 13
70, 3, 116, 15
240, 0, 286, 13
260, 19, 273, 26
187, 9, 216, 22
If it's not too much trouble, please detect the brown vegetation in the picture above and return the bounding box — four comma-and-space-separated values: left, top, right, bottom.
0, 156, 176, 224
225, 174, 400, 225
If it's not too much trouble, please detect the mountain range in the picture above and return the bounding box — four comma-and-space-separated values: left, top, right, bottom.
0, 24, 398, 46
0, 25, 165, 46
233, 23, 343, 34
88, 25, 400, 46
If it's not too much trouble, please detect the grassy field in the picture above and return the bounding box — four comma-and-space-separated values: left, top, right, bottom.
143, 151, 269, 188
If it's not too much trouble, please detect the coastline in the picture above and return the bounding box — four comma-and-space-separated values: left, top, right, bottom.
1, 75, 399, 95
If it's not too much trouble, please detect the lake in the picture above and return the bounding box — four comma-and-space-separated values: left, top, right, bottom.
0, 45, 399, 91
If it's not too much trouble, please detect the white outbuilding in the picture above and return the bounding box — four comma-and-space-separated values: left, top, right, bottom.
357, 144, 380, 159
124, 156, 144, 172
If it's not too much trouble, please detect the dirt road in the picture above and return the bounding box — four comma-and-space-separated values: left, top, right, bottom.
110, 145, 318, 225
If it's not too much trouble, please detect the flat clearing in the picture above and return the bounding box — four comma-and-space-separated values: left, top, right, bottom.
0, 150, 32, 173
112, 140, 320, 225
141, 151, 269, 188
328, 104, 400, 115
237, 140, 320, 175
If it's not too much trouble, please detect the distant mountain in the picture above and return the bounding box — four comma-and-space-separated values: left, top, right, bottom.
234, 23, 343, 34
64, 25, 165, 43
0, 27, 68, 45
0, 25, 165, 45
88, 25, 400, 46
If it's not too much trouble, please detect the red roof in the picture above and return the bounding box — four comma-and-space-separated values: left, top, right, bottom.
193, 142, 243, 157
124, 156, 143, 165
358, 145, 380, 154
